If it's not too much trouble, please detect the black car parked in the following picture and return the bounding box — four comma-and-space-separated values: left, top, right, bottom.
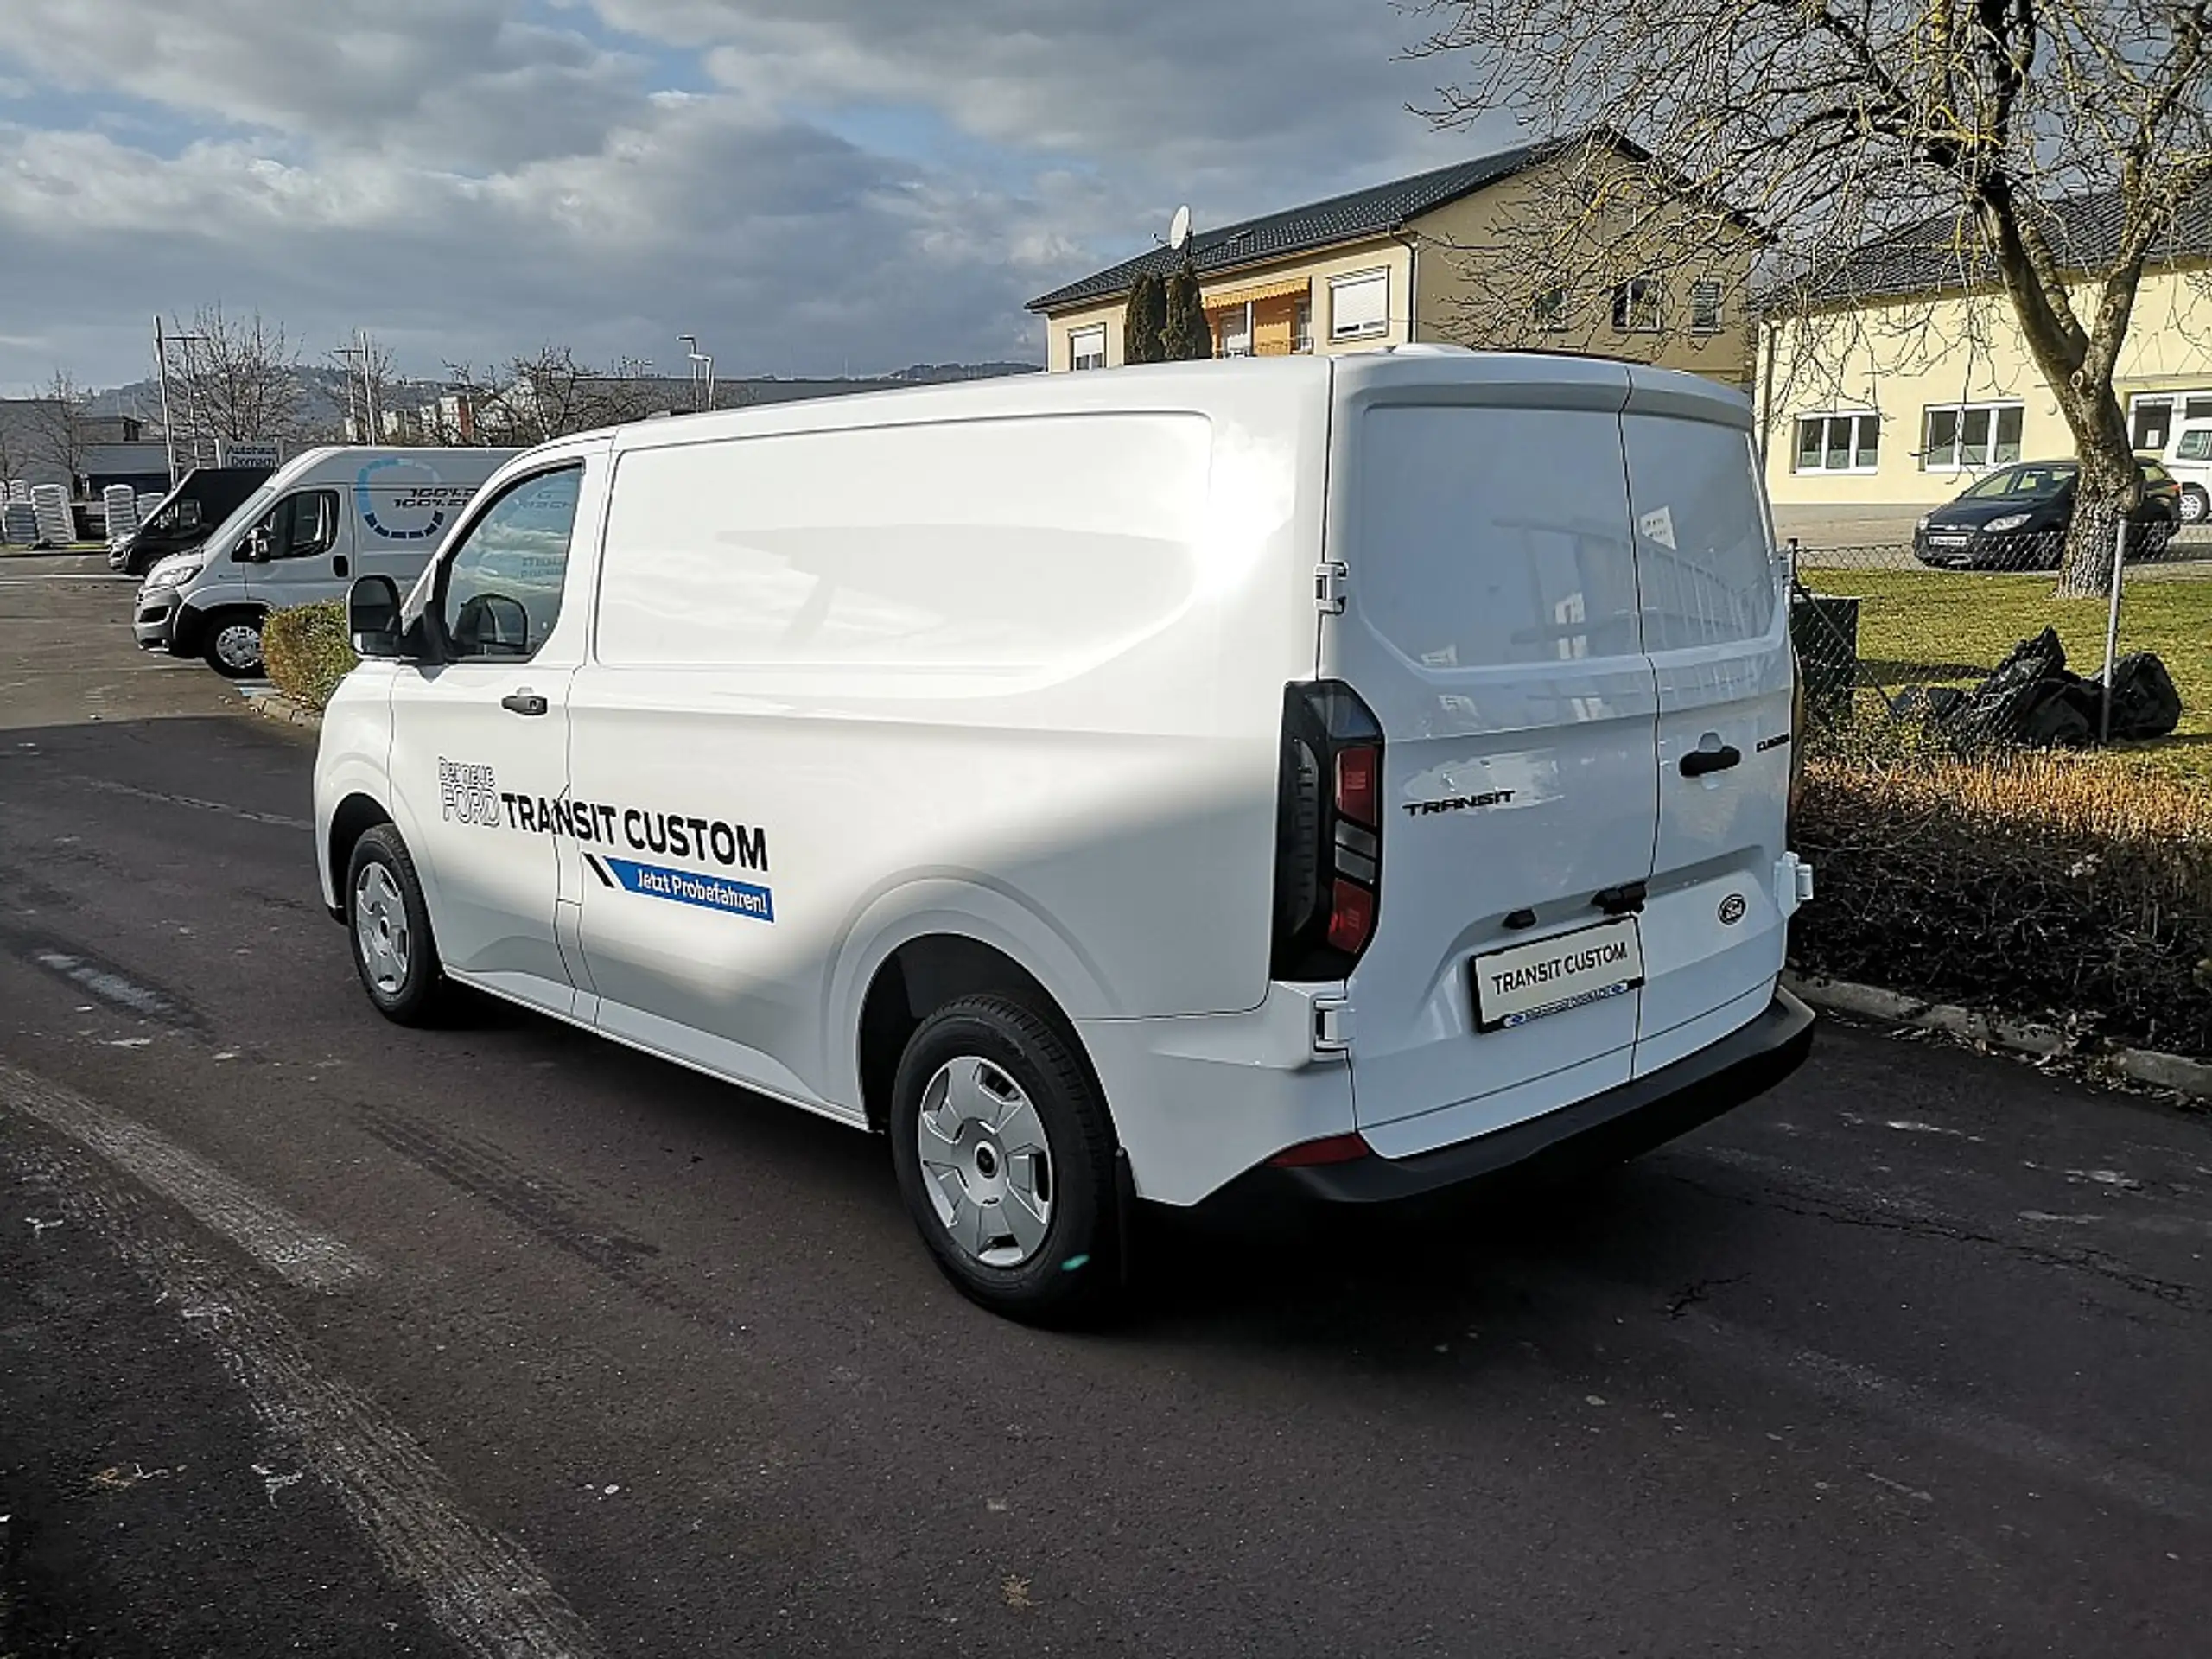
1912, 458, 2180, 570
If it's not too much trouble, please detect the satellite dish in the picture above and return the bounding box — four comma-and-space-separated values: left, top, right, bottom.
1169, 204, 1192, 251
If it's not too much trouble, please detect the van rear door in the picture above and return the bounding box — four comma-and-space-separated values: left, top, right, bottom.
1324, 359, 1660, 1156
1619, 373, 1792, 1075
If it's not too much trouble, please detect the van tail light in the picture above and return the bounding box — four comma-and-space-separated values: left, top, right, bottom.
1272, 681, 1384, 980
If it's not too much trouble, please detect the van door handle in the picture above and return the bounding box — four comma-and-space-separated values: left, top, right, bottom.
333, 555, 350, 578
1680, 744, 1742, 779
501, 691, 549, 717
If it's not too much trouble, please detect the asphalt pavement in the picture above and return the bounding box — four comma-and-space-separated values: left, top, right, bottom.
3, 552, 2211, 1656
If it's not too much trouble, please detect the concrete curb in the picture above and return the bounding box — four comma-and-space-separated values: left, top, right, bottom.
240, 690, 324, 733
1784, 970, 2212, 1101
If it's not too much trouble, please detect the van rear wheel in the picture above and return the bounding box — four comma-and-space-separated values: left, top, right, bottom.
889, 994, 1120, 1323
204, 612, 265, 678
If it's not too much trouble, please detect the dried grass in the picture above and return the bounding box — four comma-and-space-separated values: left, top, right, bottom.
1792, 725, 2212, 1056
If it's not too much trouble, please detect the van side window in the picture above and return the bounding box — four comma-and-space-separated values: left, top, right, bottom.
240, 491, 339, 561
435, 466, 583, 662
269, 491, 340, 559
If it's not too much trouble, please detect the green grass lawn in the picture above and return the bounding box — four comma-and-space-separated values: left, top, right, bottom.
1796, 563, 2212, 785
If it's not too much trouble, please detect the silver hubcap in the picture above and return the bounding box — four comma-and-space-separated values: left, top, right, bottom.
916, 1057, 1053, 1268
2187, 492, 2208, 524
353, 863, 410, 995
214, 622, 263, 671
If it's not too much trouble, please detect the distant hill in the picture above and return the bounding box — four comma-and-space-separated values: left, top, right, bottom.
85, 359, 1043, 435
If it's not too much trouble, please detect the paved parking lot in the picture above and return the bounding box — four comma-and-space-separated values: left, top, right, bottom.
3, 550, 2210, 1656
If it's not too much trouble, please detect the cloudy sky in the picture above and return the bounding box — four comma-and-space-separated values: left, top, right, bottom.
0, 0, 1512, 395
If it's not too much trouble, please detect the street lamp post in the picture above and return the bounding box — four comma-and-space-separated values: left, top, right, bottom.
679, 334, 715, 413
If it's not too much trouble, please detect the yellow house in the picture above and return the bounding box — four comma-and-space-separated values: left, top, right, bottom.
1758, 196, 2212, 509
1027, 133, 1762, 392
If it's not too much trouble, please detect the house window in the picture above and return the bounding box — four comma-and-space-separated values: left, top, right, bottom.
1218, 308, 1253, 358
1068, 326, 1106, 372
1793, 413, 1881, 474
1533, 286, 1570, 332
1922, 402, 2023, 470
1293, 302, 1313, 353
1611, 276, 1661, 333
1329, 269, 1389, 340
2133, 397, 2174, 452
1689, 281, 1724, 334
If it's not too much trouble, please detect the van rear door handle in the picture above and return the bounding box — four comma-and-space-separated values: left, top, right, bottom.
1680, 744, 1742, 779
501, 691, 549, 717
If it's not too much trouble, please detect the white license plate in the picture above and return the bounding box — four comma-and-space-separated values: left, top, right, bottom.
1929, 533, 1972, 547
1471, 917, 1644, 1033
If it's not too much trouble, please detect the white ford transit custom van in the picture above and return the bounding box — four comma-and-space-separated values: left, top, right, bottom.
134, 446, 518, 677
314, 351, 1815, 1320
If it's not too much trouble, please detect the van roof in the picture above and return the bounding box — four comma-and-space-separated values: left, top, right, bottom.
606, 350, 1752, 454
257, 445, 523, 491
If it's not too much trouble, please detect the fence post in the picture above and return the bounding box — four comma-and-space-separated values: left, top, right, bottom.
2101, 516, 2129, 745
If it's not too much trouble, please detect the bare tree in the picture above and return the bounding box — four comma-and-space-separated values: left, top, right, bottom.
1409, 0, 2212, 594
29, 369, 89, 489
164, 304, 305, 449
0, 397, 22, 486
438, 346, 669, 445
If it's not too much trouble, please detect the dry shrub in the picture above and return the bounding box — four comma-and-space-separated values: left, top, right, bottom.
1791, 724, 2212, 1056
260, 600, 359, 711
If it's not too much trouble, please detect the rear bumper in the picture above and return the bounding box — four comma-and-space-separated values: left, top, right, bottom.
1243, 988, 1814, 1205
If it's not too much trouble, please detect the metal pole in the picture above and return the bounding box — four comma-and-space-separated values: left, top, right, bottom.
361, 328, 381, 439
176, 337, 206, 471
155, 316, 179, 488
2101, 516, 2128, 745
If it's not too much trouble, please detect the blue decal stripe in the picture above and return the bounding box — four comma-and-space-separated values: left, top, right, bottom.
601, 857, 774, 922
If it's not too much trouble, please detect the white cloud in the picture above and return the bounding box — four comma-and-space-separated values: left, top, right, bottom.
0, 0, 1501, 391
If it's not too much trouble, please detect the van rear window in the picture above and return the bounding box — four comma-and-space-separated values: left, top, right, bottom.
1354, 405, 1640, 670
1620, 414, 1776, 651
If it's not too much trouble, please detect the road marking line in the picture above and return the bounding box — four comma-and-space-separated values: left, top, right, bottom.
0, 1059, 370, 1290
5, 1132, 601, 1659
30, 950, 190, 1023
73, 773, 312, 831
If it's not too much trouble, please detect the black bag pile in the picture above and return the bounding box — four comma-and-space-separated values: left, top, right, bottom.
1913, 627, 2181, 748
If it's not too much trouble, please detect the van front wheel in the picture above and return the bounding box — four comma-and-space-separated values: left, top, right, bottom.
889, 995, 1120, 1323
204, 612, 265, 678
346, 825, 453, 1026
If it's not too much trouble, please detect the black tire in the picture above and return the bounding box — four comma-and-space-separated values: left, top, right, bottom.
889, 994, 1121, 1324
345, 824, 454, 1026
202, 610, 265, 678
2182, 486, 2209, 526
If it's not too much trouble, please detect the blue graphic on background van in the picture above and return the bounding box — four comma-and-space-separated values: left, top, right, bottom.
354, 457, 480, 542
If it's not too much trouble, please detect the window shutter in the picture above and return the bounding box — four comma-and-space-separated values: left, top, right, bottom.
1330, 270, 1389, 338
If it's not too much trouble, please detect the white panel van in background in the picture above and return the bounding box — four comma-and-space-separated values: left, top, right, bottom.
2162, 423, 2212, 523
314, 350, 1815, 1322
133, 447, 518, 677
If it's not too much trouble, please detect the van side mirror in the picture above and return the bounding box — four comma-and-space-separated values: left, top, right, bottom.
349, 575, 407, 658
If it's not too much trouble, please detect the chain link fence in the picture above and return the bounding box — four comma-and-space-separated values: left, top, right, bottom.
1787, 516, 2210, 753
